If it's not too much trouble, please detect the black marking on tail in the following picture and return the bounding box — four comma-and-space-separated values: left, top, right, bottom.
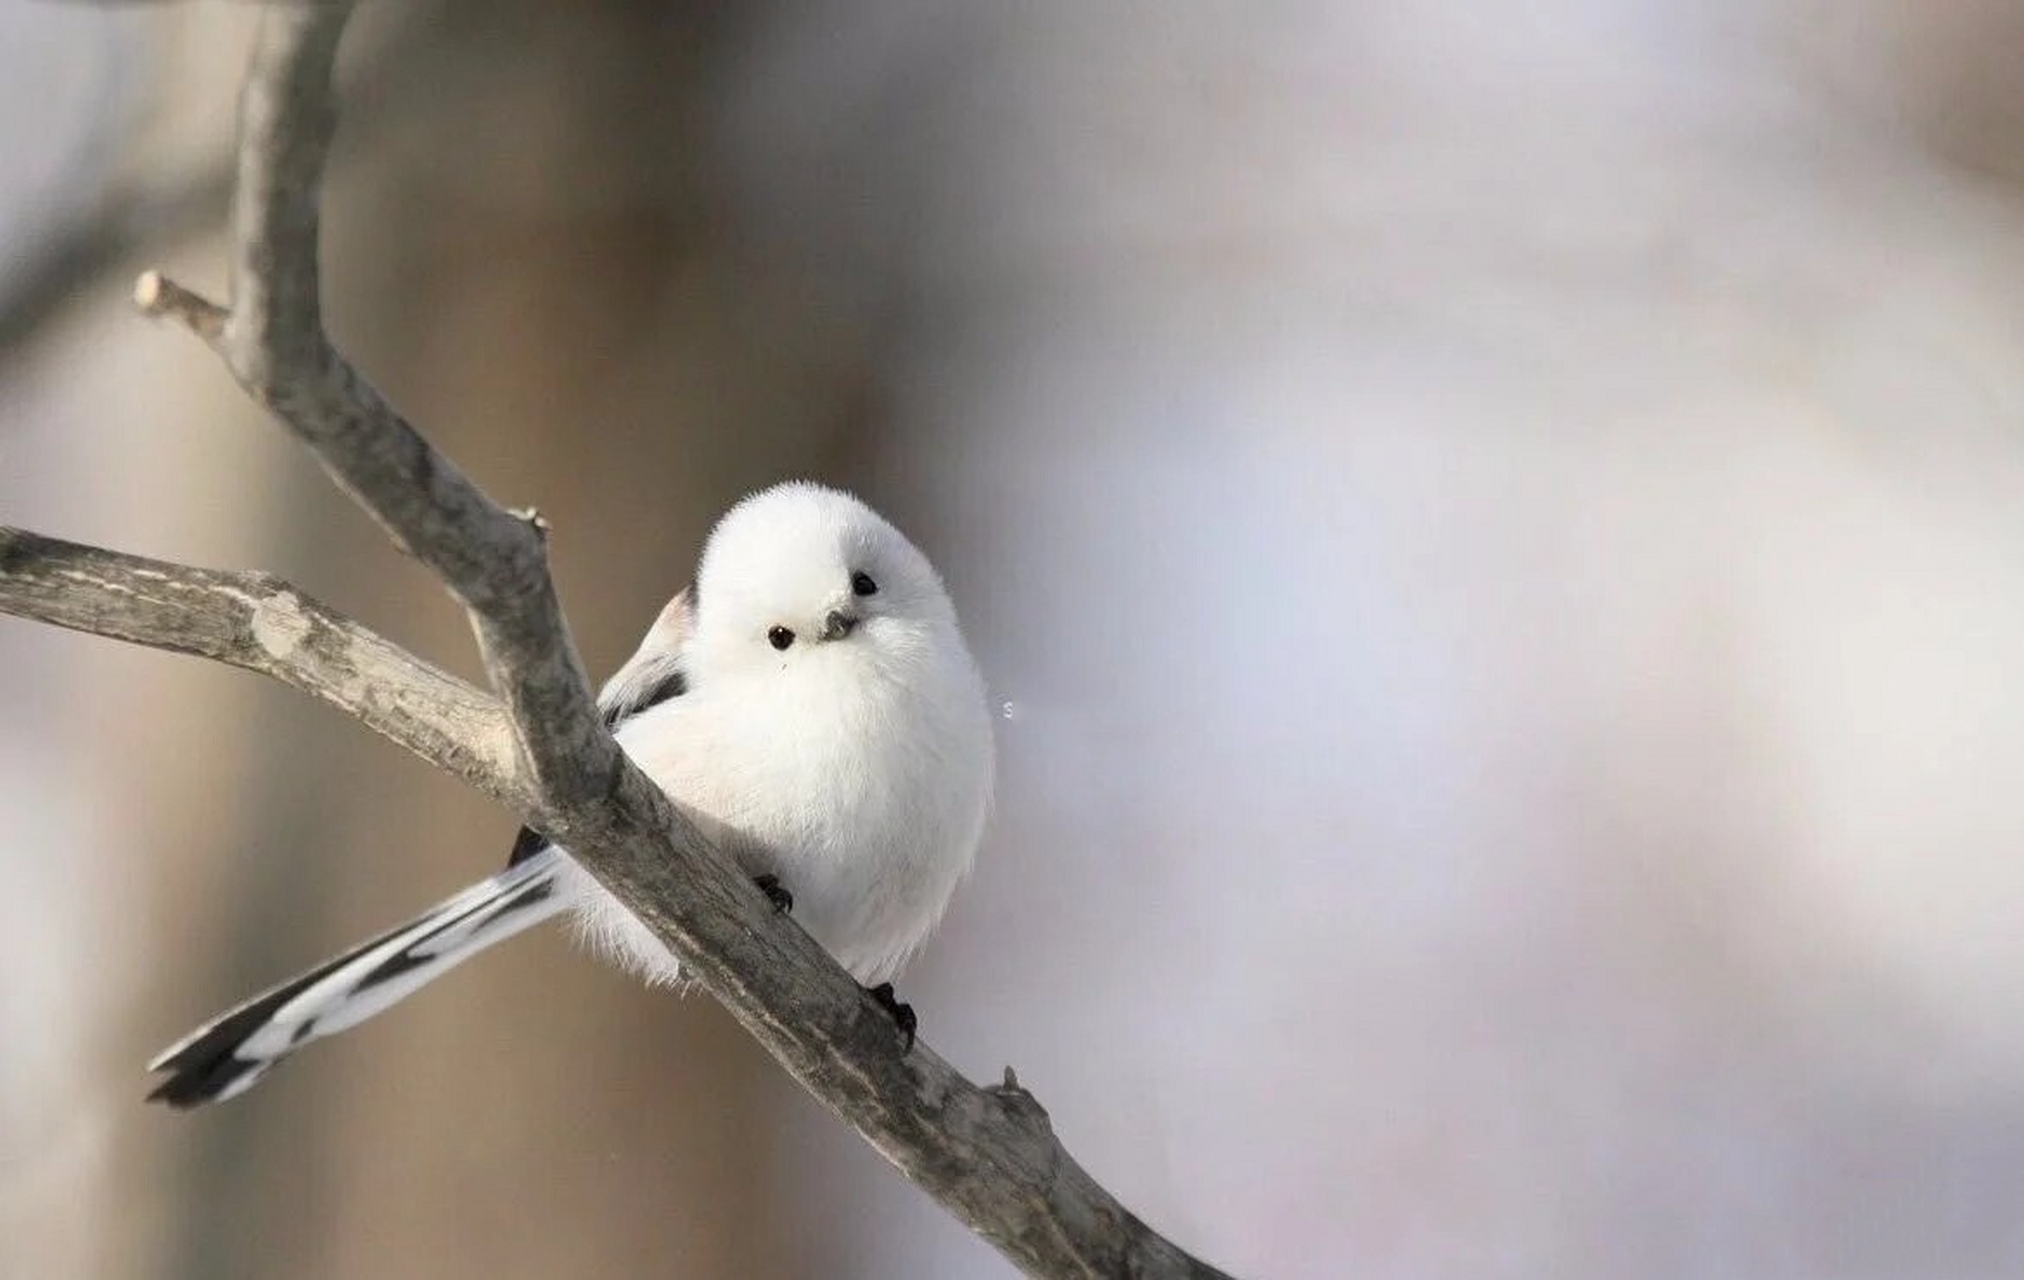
354, 938, 438, 990
355, 877, 555, 990
145, 910, 431, 1109
148, 871, 556, 1109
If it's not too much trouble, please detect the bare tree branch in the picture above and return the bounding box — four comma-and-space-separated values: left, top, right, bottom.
0, 527, 521, 808
0, 5, 1235, 1277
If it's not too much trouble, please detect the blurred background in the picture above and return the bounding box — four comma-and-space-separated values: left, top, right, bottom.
5, 2, 2024, 1277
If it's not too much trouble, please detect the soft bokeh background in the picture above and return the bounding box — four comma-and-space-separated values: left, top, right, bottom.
6, 2, 2024, 1277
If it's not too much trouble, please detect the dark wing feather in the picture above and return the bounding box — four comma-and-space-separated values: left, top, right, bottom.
507, 586, 696, 867
600, 663, 687, 728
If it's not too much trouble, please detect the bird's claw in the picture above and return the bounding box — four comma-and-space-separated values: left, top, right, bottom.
753, 874, 793, 914
867, 982, 917, 1051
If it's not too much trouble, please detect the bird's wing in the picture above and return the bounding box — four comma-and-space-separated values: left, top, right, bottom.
508, 586, 695, 867
596, 585, 696, 728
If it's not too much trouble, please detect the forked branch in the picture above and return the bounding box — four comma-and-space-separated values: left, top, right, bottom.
0, 6, 1232, 1277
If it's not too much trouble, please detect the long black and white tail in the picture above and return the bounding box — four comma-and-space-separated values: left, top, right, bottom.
146, 850, 566, 1108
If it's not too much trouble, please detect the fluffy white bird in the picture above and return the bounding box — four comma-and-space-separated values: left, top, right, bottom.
147, 481, 995, 1106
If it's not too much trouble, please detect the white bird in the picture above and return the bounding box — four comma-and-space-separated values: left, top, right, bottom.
147, 481, 995, 1106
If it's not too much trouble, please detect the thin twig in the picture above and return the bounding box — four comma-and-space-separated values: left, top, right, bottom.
132, 269, 226, 339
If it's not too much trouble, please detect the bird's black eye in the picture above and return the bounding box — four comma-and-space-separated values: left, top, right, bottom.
767, 626, 795, 651
851, 571, 878, 597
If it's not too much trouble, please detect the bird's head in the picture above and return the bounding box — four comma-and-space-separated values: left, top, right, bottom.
690, 482, 959, 684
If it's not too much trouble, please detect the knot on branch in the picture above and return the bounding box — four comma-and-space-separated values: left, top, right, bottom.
510, 507, 552, 541
987, 1065, 1053, 1133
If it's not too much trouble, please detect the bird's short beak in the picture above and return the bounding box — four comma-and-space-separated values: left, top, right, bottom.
820, 610, 859, 642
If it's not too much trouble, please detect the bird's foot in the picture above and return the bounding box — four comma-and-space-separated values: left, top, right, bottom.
867, 982, 917, 1052
753, 874, 793, 914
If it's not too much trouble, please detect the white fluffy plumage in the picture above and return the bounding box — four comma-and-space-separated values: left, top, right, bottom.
562, 481, 995, 984
146, 482, 994, 1106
